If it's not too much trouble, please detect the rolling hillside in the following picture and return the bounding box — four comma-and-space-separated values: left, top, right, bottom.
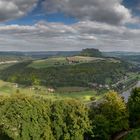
0, 55, 130, 88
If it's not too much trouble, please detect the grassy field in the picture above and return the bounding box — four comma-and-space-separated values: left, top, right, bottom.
28, 56, 105, 69
0, 80, 35, 95
28, 57, 68, 68
28, 55, 121, 69
56, 90, 102, 101
0, 80, 101, 102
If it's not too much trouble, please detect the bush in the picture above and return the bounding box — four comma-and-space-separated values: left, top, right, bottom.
128, 88, 140, 127
124, 129, 140, 140
0, 94, 91, 140
0, 94, 53, 140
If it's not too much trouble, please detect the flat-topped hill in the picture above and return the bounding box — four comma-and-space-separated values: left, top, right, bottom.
79, 48, 102, 57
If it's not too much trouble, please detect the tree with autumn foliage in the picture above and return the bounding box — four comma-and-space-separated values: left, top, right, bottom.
90, 91, 129, 140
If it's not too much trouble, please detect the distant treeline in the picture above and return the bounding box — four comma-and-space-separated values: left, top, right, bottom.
0, 51, 80, 59
0, 56, 32, 62
120, 55, 140, 63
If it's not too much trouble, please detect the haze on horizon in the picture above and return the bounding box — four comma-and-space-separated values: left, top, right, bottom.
0, 0, 140, 52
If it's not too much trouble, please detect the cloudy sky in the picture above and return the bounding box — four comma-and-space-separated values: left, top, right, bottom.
0, 0, 140, 52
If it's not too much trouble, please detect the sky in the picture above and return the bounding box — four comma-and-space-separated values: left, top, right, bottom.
0, 0, 140, 52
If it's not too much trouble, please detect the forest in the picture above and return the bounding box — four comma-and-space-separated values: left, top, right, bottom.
0, 60, 130, 88
0, 88, 140, 140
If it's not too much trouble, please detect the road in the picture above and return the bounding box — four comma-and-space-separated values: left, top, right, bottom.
0, 61, 18, 64
121, 81, 140, 102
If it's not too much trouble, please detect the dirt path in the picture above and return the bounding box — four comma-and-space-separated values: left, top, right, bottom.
112, 131, 131, 140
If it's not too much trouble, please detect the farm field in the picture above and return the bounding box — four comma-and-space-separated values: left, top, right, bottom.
28, 57, 68, 68
28, 56, 105, 69
0, 80, 100, 102
56, 90, 101, 101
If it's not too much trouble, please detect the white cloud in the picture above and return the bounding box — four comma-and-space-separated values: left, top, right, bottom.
0, 21, 139, 51
43, 0, 133, 25
0, 0, 37, 21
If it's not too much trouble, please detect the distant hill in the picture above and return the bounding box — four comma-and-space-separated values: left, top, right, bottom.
103, 52, 140, 65
103, 51, 140, 57
0, 51, 80, 59
80, 48, 102, 57
0, 57, 130, 88
0, 49, 103, 59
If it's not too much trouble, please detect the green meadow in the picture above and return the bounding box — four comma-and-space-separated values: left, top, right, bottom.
28, 56, 105, 69
0, 80, 100, 102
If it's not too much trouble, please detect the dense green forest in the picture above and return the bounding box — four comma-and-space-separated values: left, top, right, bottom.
80, 48, 102, 57
0, 60, 130, 88
0, 88, 140, 140
0, 95, 90, 140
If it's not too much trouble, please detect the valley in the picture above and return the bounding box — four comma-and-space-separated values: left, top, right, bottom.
0, 49, 139, 140
0, 49, 139, 102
